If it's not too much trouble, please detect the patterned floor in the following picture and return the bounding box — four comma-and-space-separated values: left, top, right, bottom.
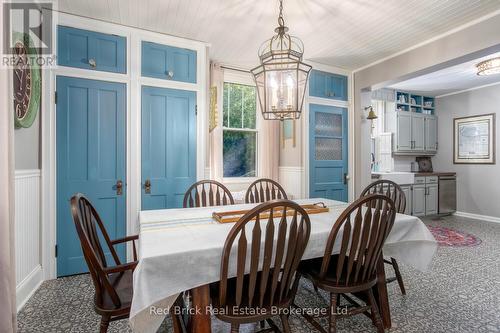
17, 215, 500, 333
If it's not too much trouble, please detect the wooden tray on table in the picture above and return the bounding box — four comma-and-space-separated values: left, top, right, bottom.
212, 202, 329, 224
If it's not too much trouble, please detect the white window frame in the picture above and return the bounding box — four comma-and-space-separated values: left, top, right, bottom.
222, 70, 260, 183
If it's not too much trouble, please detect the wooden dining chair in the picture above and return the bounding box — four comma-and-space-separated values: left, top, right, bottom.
244, 178, 288, 204
183, 180, 234, 208
297, 194, 396, 333
70, 194, 185, 333
210, 200, 311, 333
360, 180, 407, 295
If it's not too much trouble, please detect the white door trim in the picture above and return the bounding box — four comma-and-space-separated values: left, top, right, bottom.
41, 11, 209, 279
301, 62, 354, 202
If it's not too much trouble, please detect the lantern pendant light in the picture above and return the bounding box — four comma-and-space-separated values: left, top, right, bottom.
251, 0, 312, 121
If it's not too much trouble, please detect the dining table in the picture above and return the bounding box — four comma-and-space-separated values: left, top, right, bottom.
129, 198, 438, 333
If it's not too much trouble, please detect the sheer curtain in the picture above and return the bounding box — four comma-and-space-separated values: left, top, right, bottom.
0, 4, 17, 330
259, 116, 280, 181
209, 63, 224, 181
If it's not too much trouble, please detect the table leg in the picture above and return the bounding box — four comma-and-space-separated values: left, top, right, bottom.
189, 284, 211, 333
374, 255, 392, 329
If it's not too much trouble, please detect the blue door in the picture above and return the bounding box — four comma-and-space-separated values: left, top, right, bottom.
141, 86, 197, 210
56, 76, 126, 277
309, 104, 348, 202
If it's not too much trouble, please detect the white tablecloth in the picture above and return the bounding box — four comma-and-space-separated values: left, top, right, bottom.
130, 198, 437, 333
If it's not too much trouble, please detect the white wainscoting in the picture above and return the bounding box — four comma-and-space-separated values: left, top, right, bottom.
279, 166, 304, 199
15, 169, 43, 311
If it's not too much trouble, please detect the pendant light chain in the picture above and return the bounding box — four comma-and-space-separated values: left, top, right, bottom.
251, 0, 312, 120
278, 0, 284, 29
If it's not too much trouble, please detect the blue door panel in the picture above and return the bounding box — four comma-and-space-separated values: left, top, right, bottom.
142, 41, 197, 83
56, 76, 126, 277
141, 86, 196, 210
309, 104, 348, 202
142, 42, 169, 80
309, 70, 348, 101
58, 26, 126, 73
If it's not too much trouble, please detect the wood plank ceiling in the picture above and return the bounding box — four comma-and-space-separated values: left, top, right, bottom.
56, 0, 500, 70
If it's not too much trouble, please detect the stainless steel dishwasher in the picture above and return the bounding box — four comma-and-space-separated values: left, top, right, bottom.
439, 175, 456, 214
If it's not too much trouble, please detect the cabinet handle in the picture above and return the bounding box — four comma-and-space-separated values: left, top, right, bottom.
88, 58, 97, 68
166, 70, 174, 78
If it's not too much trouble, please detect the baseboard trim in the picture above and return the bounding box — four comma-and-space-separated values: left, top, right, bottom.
454, 211, 500, 224
16, 265, 43, 312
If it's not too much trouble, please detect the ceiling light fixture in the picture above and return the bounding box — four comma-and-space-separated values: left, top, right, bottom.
251, 0, 312, 120
476, 57, 500, 76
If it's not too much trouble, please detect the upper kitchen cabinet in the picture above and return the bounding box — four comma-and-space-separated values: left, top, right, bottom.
141, 41, 197, 83
387, 90, 438, 155
425, 115, 438, 152
309, 70, 347, 101
57, 26, 126, 74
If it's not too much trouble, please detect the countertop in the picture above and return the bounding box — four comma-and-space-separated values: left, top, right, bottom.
411, 171, 456, 177
372, 171, 456, 179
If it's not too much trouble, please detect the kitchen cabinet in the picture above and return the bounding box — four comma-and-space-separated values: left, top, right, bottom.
57, 26, 127, 74
309, 70, 347, 101
425, 184, 438, 215
385, 90, 438, 156
410, 176, 438, 216
141, 41, 197, 83
400, 185, 412, 215
412, 114, 425, 151
425, 115, 438, 152
412, 184, 426, 216
396, 112, 412, 151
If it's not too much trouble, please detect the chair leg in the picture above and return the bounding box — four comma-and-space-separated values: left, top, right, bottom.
280, 314, 291, 333
99, 314, 110, 333
329, 293, 338, 333
391, 258, 406, 295
230, 323, 240, 333
367, 289, 384, 333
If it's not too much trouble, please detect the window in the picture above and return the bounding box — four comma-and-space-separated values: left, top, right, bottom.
223, 82, 257, 178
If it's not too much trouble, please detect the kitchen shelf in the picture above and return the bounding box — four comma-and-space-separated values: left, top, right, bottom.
394, 90, 435, 115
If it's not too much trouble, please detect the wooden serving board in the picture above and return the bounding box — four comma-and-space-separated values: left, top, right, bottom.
212, 203, 329, 224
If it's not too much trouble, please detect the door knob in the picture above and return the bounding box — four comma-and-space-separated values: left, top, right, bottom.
343, 173, 349, 185
114, 180, 123, 195
88, 58, 97, 68
144, 179, 151, 194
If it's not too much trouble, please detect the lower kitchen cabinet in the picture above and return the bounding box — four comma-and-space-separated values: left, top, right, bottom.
400, 185, 412, 215
425, 184, 438, 215
412, 184, 426, 216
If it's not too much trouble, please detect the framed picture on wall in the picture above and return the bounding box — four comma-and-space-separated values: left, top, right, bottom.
454, 113, 495, 164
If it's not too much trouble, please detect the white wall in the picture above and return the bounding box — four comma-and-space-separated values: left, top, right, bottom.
434, 84, 500, 218
14, 114, 40, 170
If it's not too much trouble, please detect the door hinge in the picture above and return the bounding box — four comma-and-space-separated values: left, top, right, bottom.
55, 244, 58, 258
195, 104, 198, 115
54, 91, 57, 104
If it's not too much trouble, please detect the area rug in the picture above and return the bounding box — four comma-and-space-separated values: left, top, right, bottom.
427, 225, 482, 247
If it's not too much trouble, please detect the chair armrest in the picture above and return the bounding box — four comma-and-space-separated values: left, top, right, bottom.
103, 261, 138, 274
110, 234, 139, 245
111, 235, 139, 261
